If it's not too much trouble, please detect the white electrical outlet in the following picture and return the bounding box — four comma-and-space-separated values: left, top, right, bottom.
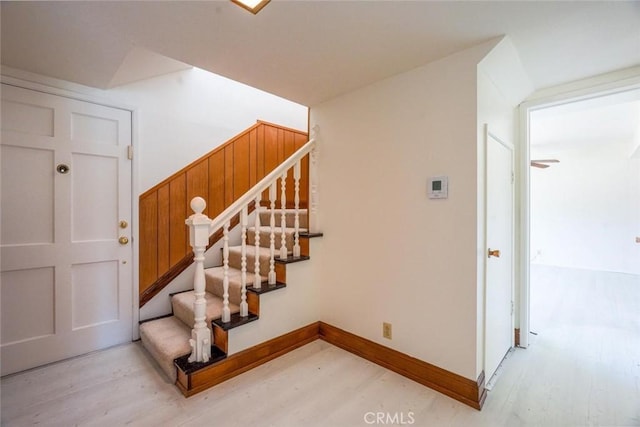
383, 322, 392, 340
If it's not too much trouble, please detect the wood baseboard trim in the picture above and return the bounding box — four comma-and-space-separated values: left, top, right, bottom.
176, 322, 320, 396
175, 321, 485, 410
318, 322, 486, 410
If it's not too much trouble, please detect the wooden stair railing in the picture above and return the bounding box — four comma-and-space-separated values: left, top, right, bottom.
139, 121, 309, 307
185, 135, 317, 363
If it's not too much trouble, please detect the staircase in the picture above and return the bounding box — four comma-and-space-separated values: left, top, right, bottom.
138, 121, 311, 308
140, 208, 309, 383
139, 133, 320, 396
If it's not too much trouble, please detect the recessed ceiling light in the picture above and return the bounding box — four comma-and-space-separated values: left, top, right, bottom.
231, 0, 271, 14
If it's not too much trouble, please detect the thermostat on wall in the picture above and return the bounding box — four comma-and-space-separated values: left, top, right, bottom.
428, 176, 448, 199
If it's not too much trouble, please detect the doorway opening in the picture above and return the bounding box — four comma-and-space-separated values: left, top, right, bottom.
528, 90, 640, 341
515, 81, 640, 348
517, 83, 640, 383
511, 84, 640, 420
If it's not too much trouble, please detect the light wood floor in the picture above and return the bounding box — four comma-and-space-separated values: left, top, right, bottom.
2, 265, 639, 426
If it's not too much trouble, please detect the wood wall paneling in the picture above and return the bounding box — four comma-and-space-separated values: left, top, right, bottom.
208, 150, 225, 219
233, 134, 250, 199
262, 125, 278, 203
263, 125, 279, 175
139, 122, 309, 304
257, 125, 265, 181
276, 129, 285, 205
139, 192, 158, 293
157, 184, 171, 274
169, 175, 187, 266
249, 129, 257, 188
277, 128, 285, 164
186, 159, 209, 217
224, 146, 234, 208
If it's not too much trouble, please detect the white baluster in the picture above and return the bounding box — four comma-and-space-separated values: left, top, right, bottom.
293, 160, 301, 258
280, 170, 288, 260
185, 197, 212, 363
268, 183, 277, 285
309, 128, 320, 234
240, 206, 248, 317
254, 194, 262, 289
222, 221, 231, 323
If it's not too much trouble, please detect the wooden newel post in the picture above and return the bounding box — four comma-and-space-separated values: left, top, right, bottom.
309, 125, 320, 234
185, 196, 212, 363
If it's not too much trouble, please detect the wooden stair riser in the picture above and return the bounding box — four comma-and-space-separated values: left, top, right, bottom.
299, 235, 310, 257
212, 325, 228, 355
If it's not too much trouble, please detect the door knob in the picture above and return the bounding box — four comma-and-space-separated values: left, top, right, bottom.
488, 248, 500, 258
119, 236, 129, 245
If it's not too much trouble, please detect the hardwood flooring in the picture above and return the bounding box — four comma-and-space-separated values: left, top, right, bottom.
2, 265, 638, 426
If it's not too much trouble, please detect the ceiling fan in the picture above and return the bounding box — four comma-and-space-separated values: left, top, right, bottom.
530, 159, 559, 169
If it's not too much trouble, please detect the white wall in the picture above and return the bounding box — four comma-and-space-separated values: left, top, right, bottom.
228, 238, 323, 355
531, 142, 640, 274
107, 67, 308, 192
310, 41, 498, 381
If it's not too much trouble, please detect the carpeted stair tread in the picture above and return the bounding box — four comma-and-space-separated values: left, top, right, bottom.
258, 208, 308, 229
227, 245, 276, 276
139, 208, 315, 388
139, 316, 191, 383
172, 290, 240, 329
204, 267, 267, 303
247, 226, 307, 251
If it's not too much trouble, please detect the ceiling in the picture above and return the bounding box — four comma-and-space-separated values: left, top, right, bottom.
1, 1, 639, 106
531, 88, 640, 149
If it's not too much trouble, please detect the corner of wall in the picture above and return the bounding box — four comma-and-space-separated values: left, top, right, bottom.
478, 36, 535, 106
309, 39, 516, 382
475, 36, 534, 378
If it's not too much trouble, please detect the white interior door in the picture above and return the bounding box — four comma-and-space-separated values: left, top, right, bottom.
1, 84, 133, 375
485, 127, 514, 382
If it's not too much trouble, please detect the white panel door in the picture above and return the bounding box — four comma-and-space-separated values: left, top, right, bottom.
1, 84, 133, 375
484, 128, 514, 383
